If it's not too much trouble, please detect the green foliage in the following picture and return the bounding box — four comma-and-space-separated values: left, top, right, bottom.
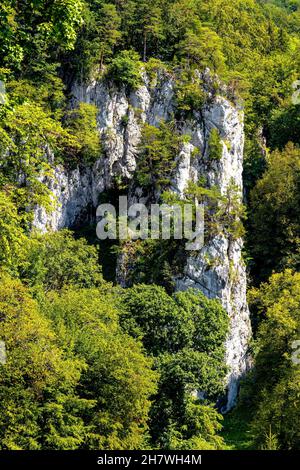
0, 274, 88, 450
144, 58, 169, 85
43, 286, 157, 449
136, 121, 184, 193
2, 0, 300, 453
120, 284, 191, 355
249, 143, 300, 280
185, 179, 246, 242
269, 104, 300, 149
94, 3, 121, 68
247, 270, 300, 449
217, 182, 247, 241
133, 1, 164, 62
108, 50, 142, 89
7, 77, 66, 119
0, 190, 26, 275
243, 133, 267, 193
177, 26, 225, 73
175, 72, 206, 115
0, 0, 84, 76
221, 408, 254, 450
173, 288, 229, 358
120, 285, 229, 447
261, 427, 280, 450
165, 399, 225, 450
20, 230, 103, 292
66, 102, 101, 164
116, 238, 187, 292
0, 85, 101, 213
0, 99, 77, 213
0, 273, 157, 450
50, 0, 85, 50
208, 128, 223, 161
150, 348, 227, 448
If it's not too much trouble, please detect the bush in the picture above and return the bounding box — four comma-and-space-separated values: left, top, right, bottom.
136, 120, 184, 192
0, 274, 87, 450
208, 128, 223, 161
20, 230, 103, 292
176, 80, 206, 115
66, 102, 101, 164
120, 285, 229, 448
44, 286, 157, 449
108, 50, 142, 89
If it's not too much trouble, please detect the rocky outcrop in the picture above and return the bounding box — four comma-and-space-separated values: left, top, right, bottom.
34, 73, 175, 230
172, 94, 252, 411
34, 70, 251, 411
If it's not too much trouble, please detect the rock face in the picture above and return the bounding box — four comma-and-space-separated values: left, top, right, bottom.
34, 71, 252, 411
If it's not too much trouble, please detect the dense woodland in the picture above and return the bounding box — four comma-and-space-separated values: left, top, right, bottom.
1, 0, 300, 450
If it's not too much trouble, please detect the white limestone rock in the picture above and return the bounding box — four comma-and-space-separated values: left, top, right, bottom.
34, 71, 251, 411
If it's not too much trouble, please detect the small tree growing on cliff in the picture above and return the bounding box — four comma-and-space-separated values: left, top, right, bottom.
136, 121, 183, 194
208, 128, 223, 161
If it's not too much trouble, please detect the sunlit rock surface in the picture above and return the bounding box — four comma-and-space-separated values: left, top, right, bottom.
34, 71, 252, 411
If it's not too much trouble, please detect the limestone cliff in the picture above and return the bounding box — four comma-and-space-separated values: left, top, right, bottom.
34, 70, 252, 411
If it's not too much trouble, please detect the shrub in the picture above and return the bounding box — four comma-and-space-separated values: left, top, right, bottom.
176, 81, 206, 115
66, 102, 101, 164
108, 50, 142, 89
208, 128, 223, 160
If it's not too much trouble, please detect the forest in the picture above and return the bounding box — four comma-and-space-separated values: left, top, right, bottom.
0, 0, 300, 451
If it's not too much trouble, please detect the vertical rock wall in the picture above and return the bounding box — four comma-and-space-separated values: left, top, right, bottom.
34, 71, 251, 410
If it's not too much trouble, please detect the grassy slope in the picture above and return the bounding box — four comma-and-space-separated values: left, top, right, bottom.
221, 407, 255, 450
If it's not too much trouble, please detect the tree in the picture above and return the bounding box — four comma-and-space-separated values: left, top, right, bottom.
0, 100, 77, 213
164, 0, 201, 49
208, 128, 223, 160
94, 3, 121, 69
0, 0, 84, 76
0, 190, 26, 275
248, 270, 300, 449
108, 50, 142, 88
0, 2, 24, 71
136, 121, 184, 194
177, 26, 225, 73
173, 288, 229, 358
249, 143, 300, 280
185, 179, 246, 243
120, 284, 192, 355
0, 89, 101, 216
150, 348, 227, 448
50, 0, 85, 51
20, 230, 103, 292
269, 103, 300, 149
166, 399, 225, 450
134, 1, 164, 61
175, 71, 206, 115
0, 273, 158, 449
0, 274, 88, 450
120, 285, 228, 447
43, 286, 157, 449
66, 102, 101, 163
